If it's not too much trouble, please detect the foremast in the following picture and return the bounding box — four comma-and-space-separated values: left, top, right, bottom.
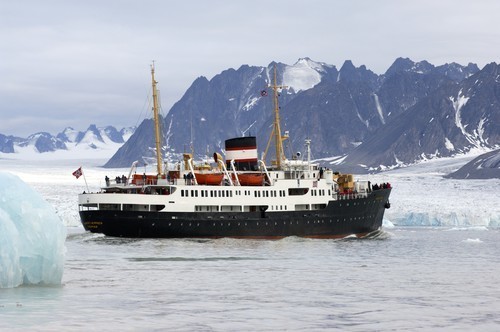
264, 64, 288, 170
151, 62, 163, 176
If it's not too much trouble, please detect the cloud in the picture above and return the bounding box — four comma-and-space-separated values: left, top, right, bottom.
1, 0, 499, 136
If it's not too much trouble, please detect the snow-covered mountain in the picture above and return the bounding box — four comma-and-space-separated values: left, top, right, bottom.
445, 149, 500, 179
340, 62, 499, 172
105, 58, 340, 167
0, 125, 135, 159
4, 57, 498, 176
106, 57, 498, 175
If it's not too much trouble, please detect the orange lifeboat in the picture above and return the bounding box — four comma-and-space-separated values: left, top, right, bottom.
233, 173, 265, 186
194, 172, 224, 185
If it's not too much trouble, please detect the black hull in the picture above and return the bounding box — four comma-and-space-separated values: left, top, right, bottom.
80, 189, 391, 238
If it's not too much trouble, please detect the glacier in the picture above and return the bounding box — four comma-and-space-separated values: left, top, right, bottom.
358, 153, 500, 227
0, 172, 66, 288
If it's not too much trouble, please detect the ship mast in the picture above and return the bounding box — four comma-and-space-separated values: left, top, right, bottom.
151, 62, 163, 176
264, 64, 288, 169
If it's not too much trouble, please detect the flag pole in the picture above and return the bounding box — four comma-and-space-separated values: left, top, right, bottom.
80, 166, 90, 193
82, 170, 90, 193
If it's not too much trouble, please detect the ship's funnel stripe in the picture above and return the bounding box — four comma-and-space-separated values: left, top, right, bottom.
226, 146, 257, 151
226, 149, 257, 161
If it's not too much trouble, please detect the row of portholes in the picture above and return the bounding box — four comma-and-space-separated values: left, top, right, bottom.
165, 217, 374, 228
339, 200, 376, 207
167, 221, 304, 227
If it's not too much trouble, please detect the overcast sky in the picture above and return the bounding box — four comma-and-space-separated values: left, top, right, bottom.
1, 0, 498, 137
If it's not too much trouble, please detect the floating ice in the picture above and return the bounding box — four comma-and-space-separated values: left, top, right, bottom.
462, 238, 483, 243
0, 172, 66, 288
382, 218, 395, 229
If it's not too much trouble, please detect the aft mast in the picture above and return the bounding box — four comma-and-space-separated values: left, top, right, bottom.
151, 62, 163, 176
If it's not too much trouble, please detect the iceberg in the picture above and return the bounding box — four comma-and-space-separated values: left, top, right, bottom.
0, 172, 66, 288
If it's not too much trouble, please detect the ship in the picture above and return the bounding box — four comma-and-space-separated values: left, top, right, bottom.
78, 64, 391, 238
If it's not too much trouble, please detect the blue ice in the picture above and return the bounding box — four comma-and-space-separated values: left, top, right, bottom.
0, 172, 66, 288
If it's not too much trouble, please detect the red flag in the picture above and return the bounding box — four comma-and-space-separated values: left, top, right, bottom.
72, 167, 83, 179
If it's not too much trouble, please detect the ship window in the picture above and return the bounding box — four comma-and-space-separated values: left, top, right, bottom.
99, 204, 120, 211
80, 203, 98, 211
201, 191, 204, 197
288, 188, 309, 196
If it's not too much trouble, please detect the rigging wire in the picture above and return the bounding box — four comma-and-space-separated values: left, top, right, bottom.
134, 86, 153, 130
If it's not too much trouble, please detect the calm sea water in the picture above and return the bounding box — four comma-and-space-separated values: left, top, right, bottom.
1, 227, 500, 331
